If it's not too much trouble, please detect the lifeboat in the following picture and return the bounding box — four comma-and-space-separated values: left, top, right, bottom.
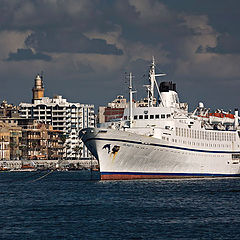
224, 113, 235, 124
209, 113, 222, 123
209, 112, 235, 124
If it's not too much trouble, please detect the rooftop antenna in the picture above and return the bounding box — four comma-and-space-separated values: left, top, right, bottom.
40, 71, 44, 88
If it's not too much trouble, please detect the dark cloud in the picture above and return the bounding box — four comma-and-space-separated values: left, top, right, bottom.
6, 48, 51, 61
162, 0, 240, 50
206, 34, 240, 54
25, 31, 123, 55
0, 0, 240, 111
0, 0, 116, 33
0, 1, 123, 56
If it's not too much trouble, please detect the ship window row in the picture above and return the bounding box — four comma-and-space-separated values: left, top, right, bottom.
168, 138, 232, 148
175, 127, 236, 142
131, 114, 171, 120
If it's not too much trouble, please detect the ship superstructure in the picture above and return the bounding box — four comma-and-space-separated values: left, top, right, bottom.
80, 58, 240, 180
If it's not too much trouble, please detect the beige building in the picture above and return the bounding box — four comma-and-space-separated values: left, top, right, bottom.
0, 100, 20, 118
98, 96, 129, 124
0, 121, 10, 160
20, 121, 64, 160
0, 120, 22, 160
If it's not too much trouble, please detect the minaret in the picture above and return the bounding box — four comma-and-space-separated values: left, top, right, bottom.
32, 74, 44, 103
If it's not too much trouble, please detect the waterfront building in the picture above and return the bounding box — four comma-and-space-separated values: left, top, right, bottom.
98, 95, 159, 123
0, 100, 20, 118
0, 121, 10, 160
19, 74, 95, 159
20, 121, 63, 160
98, 96, 128, 123
0, 120, 22, 160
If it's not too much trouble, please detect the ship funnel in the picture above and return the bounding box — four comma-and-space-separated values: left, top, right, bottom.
159, 81, 179, 108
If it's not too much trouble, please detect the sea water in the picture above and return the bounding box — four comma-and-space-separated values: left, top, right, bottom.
1, 171, 240, 240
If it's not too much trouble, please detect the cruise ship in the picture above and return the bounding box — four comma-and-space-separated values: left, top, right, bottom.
80, 58, 240, 180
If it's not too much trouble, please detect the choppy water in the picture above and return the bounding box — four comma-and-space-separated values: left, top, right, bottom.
1, 171, 240, 240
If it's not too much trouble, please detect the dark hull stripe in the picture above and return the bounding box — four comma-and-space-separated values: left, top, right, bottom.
101, 172, 240, 180
101, 171, 240, 177
84, 137, 240, 154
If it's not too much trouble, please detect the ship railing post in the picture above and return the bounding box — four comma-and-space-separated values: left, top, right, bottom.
235, 108, 239, 129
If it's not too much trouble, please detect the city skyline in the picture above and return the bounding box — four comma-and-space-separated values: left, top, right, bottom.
0, 0, 240, 111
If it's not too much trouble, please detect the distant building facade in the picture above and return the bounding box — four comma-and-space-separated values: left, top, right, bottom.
98, 96, 128, 123
0, 100, 20, 118
0, 121, 10, 160
98, 95, 158, 123
20, 121, 63, 160
19, 74, 95, 159
0, 120, 22, 160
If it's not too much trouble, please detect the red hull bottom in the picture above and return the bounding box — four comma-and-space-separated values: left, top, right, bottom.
101, 174, 206, 180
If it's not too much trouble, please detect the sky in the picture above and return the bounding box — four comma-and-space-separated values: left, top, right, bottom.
0, 0, 240, 111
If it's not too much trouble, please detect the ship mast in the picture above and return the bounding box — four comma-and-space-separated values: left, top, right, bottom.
129, 72, 133, 128
149, 57, 155, 107
148, 57, 166, 107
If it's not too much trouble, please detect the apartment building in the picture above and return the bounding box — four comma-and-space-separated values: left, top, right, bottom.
20, 121, 63, 160
19, 74, 95, 159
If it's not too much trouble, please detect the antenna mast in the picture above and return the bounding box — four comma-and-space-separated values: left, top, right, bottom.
148, 57, 166, 107
129, 72, 133, 128
149, 57, 155, 107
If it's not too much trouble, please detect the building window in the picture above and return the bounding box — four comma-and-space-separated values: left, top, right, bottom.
144, 115, 148, 119
155, 115, 159, 119
150, 115, 154, 119
134, 115, 138, 120
161, 114, 165, 119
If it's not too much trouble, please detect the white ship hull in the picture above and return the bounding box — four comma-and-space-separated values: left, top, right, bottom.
80, 59, 240, 180
81, 128, 240, 180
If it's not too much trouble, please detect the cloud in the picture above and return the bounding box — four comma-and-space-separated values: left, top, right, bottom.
206, 34, 240, 54
0, 0, 115, 33
6, 48, 52, 61
0, 0, 240, 111
25, 31, 123, 55
0, 31, 30, 58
